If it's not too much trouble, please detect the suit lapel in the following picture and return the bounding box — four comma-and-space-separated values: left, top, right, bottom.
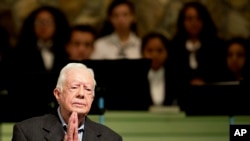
83, 117, 102, 141
40, 115, 102, 141
43, 114, 65, 141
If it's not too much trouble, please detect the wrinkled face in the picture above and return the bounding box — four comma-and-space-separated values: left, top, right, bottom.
66, 31, 95, 61
54, 68, 95, 116
110, 4, 135, 32
184, 7, 203, 38
227, 43, 246, 73
142, 38, 168, 70
34, 10, 55, 41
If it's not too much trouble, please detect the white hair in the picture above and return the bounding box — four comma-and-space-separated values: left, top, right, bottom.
56, 63, 96, 95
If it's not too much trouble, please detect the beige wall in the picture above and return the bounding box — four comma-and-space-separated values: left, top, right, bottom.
1, 0, 250, 46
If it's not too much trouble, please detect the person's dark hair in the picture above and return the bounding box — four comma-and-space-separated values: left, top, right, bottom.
225, 37, 249, 64
224, 37, 249, 60
224, 37, 250, 77
141, 32, 170, 54
67, 24, 97, 43
226, 37, 249, 49
98, 0, 137, 37
16, 5, 70, 53
174, 1, 217, 41
107, 0, 135, 16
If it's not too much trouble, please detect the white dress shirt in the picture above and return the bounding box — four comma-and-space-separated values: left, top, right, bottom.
148, 67, 165, 106
37, 40, 54, 70
185, 40, 201, 70
90, 32, 141, 59
57, 107, 84, 141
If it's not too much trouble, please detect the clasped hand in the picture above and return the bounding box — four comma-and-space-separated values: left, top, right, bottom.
64, 112, 79, 141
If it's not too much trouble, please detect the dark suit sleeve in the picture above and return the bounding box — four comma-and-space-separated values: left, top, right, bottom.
11, 124, 27, 141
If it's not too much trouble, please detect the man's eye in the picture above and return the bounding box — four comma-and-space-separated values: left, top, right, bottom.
71, 86, 78, 89
86, 88, 92, 91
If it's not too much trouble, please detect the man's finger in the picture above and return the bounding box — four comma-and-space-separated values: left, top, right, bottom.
73, 112, 78, 141
64, 112, 78, 141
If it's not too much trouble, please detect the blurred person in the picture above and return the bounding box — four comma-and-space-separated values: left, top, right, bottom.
11, 62, 123, 141
171, 1, 225, 87
218, 37, 250, 82
90, 0, 141, 59
141, 32, 176, 106
65, 24, 97, 61
12, 5, 70, 73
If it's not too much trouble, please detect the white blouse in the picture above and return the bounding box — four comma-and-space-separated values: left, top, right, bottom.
148, 67, 165, 106
90, 32, 141, 59
185, 40, 201, 70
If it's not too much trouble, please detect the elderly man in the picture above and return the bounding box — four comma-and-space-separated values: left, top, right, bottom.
11, 63, 122, 141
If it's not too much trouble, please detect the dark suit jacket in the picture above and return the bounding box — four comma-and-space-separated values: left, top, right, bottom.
11, 114, 122, 141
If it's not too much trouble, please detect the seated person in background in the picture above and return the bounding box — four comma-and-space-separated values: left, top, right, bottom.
218, 37, 250, 82
13, 5, 70, 73
11, 63, 123, 141
141, 32, 176, 107
90, 0, 141, 59
171, 1, 225, 86
65, 24, 97, 61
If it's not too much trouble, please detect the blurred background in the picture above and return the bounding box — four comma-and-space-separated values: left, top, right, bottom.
1, 0, 250, 47
1, 0, 250, 141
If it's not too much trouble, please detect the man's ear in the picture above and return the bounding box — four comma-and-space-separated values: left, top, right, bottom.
53, 88, 60, 100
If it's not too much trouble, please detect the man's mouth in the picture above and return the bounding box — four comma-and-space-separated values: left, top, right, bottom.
73, 102, 85, 107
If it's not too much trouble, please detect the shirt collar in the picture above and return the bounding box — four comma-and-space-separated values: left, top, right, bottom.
185, 40, 201, 52
37, 39, 53, 50
148, 67, 165, 80
57, 107, 85, 132
110, 32, 138, 47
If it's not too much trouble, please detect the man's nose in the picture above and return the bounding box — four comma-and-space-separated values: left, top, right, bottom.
78, 86, 85, 97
